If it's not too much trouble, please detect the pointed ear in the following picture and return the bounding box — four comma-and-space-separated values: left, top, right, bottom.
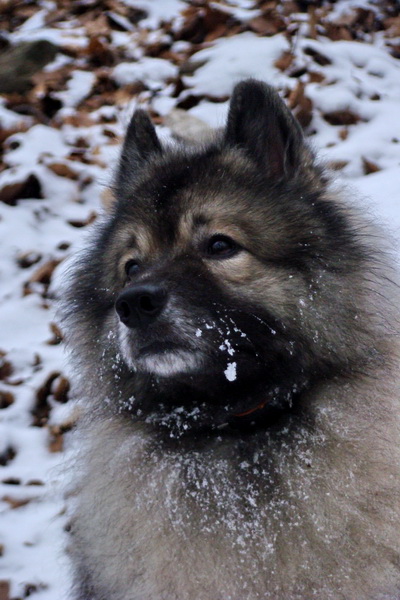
116, 109, 162, 192
225, 80, 305, 180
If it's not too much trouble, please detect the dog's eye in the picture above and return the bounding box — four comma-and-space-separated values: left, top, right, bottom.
124, 260, 140, 279
206, 234, 240, 258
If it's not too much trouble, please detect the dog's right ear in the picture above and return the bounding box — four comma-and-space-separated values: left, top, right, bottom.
116, 110, 162, 192
225, 80, 305, 181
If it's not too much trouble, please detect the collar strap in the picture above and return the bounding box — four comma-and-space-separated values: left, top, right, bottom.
234, 400, 268, 418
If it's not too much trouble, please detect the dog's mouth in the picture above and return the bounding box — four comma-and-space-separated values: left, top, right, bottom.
136, 345, 204, 378
118, 318, 257, 380
114, 309, 307, 437
139, 340, 185, 356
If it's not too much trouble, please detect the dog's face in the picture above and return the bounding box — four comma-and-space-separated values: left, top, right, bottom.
68, 81, 369, 434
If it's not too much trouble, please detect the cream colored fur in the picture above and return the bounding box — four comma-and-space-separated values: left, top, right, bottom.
70, 360, 400, 599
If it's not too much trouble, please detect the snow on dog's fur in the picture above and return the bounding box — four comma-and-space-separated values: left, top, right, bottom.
63, 80, 400, 599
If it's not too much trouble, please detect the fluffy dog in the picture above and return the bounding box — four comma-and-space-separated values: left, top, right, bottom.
63, 80, 400, 599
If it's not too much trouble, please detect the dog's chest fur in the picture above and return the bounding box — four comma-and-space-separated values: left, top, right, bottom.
73, 375, 400, 600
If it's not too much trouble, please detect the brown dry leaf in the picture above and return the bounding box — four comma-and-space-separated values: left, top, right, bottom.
362, 157, 381, 175
328, 160, 349, 171
385, 16, 400, 38
249, 15, 281, 36
85, 14, 111, 38
0, 446, 16, 467
31, 66, 73, 95
0, 351, 13, 381
303, 46, 332, 66
2, 496, 31, 509
225, 24, 242, 38
29, 259, 62, 285
0, 579, 10, 600
48, 420, 75, 453
279, 0, 299, 15
324, 23, 353, 41
114, 84, 145, 105
32, 371, 61, 427
61, 112, 96, 127
47, 322, 63, 346
204, 23, 230, 43
287, 82, 313, 128
0, 174, 43, 206
354, 8, 377, 32
0, 391, 14, 409
323, 110, 360, 126
86, 37, 116, 67
274, 51, 294, 72
17, 251, 42, 269
388, 44, 400, 60
308, 71, 325, 83
68, 211, 97, 228
177, 5, 232, 44
47, 162, 79, 180
52, 375, 70, 403
48, 426, 64, 453
308, 6, 317, 39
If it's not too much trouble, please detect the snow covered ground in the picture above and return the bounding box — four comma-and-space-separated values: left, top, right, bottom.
0, 0, 399, 597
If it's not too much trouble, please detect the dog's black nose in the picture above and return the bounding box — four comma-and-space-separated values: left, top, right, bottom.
115, 284, 168, 327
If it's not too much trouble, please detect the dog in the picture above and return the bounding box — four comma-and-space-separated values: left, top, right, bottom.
63, 80, 400, 599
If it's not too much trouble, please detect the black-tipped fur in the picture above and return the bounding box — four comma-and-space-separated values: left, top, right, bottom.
63, 80, 400, 600
115, 109, 162, 194
225, 80, 305, 178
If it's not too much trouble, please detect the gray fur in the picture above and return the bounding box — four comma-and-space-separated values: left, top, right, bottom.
62, 80, 400, 600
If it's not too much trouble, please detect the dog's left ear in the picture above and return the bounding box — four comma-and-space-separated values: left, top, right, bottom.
225, 80, 305, 180
116, 110, 162, 192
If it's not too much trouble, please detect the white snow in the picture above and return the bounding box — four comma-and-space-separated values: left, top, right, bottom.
120, 0, 186, 29
113, 57, 178, 88
182, 32, 290, 97
55, 70, 96, 108
224, 362, 237, 382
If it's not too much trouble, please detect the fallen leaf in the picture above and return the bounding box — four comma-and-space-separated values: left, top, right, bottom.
287, 81, 313, 128
0, 391, 14, 409
2, 496, 31, 509
17, 251, 42, 269
0, 352, 13, 380
29, 259, 62, 285
47, 162, 79, 180
304, 46, 332, 66
274, 51, 294, 71
0, 174, 43, 206
52, 375, 70, 403
68, 211, 97, 228
323, 110, 360, 126
0, 579, 10, 600
362, 157, 381, 174
46, 322, 63, 346
328, 160, 349, 170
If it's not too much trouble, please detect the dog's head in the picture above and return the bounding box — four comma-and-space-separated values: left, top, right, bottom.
66, 80, 375, 435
